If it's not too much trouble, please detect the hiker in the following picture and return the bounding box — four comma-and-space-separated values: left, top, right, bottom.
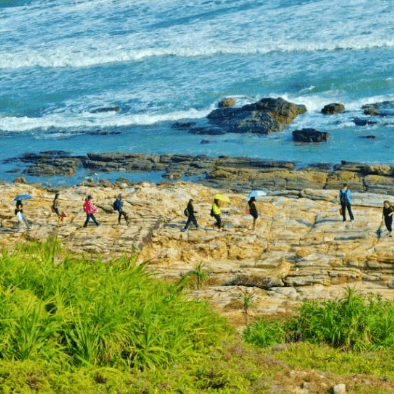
211, 198, 222, 230
52, 192, 66, 222
113, 194, 128, 225
381, 200, 394, 237
182, 199, 198, 232
247, 196, 258, 229
339, 183, 354, 222
83, 195, 100, 227
15, 200, 31, 230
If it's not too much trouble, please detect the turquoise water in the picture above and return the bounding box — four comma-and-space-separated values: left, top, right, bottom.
1, 0, 394, 183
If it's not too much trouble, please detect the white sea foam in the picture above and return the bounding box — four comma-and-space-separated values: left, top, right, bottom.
0, 107, 213, 133
2, 36, 394, 70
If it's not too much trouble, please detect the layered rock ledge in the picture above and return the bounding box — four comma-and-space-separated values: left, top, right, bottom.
6, 151, 394, 197
1, 181, 394, 327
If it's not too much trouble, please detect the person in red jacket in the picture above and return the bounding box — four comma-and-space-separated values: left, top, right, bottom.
83, 195, 100, 227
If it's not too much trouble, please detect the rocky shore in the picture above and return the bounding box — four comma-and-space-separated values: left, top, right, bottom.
6, 150, 394, 197
1, 180, 394, 329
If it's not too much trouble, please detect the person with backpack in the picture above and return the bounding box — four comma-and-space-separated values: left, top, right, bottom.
381, 200, 394, 237
339, 183, 354, 222
83, 195, 100, 227
113, 194, 128, 225
247, 196, 258, 230
182, 199, 198, 232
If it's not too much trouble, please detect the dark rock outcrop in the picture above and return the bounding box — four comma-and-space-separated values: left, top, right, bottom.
353, 118, 378, 126
321, 103, 345, 115
206, 97, 306, 135
292, 128, 330, 143
90, 107, 120, 113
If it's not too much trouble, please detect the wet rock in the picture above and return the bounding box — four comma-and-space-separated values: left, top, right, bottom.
207, 97, 306, 134
362, 101, 394, 117
90, 106, 120, 113
359, 135, 376, 139
321, 103, 345, 114
189, 126, 226, 135
292, 128, 330, 143
353, 117, 378, 126
171, 121, 197, 129
218, 98, 236, 108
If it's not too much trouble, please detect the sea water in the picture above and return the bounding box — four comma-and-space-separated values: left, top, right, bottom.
1, 0, 394, 184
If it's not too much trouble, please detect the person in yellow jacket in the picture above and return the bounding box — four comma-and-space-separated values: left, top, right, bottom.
211, 198, 222, 230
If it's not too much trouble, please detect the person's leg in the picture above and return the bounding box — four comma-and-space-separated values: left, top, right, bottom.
215, 215, 221, 229
347, 204, 354, 221
83, 214, 91, 227
121, 210, 128, 224
91, 214, 100, 226
22, 213, 31, 229
385, 217, 393, 236
191, 214, 198, 228
183, 216, 192, 231
118, 210, 122, 224
341, 203, 346, 221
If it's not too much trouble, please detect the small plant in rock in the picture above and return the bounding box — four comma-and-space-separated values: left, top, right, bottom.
176, 262, 209, 290
239, 289, 255, 325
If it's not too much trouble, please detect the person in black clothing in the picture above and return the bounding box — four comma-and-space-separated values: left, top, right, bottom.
248, 196, 258, 229
182, 199, 199, 231
382, 200, 394, 237
113, 194, 129, 225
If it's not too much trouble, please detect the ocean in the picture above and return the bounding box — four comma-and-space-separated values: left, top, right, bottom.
1, 0, 394, 185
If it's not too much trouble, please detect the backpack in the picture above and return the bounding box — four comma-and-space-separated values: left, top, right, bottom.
184, 208, 189, 217
113, 199, 121, 211
210, 208, 214, 217
339, 190, 349, 205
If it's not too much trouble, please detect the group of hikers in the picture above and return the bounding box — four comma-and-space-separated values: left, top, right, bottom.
12, 183, 394, 237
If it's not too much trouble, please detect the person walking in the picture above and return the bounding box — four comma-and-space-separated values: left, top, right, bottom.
339, 183, 354, 222
247, 196, 258, 229
211, 198, 222, 231
83, 195, 100, 227
113, 194, 129, 225
15, 200, 31, 230
381, 200, 394, 237
182, 199, 198, 232
52, 192, 66, 222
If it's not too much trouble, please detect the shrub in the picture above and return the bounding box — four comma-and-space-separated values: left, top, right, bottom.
0, 240, 230, 371
243, 319, 285, 348
286, 287, 394, 351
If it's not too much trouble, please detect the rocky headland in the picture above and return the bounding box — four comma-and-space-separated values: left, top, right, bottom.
1, 180, 394, 329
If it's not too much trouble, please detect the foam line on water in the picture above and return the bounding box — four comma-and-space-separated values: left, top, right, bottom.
0, 107, 213, 132
2, 36, 394, 70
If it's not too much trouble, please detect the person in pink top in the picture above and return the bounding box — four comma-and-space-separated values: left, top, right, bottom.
83, 195, 100, 227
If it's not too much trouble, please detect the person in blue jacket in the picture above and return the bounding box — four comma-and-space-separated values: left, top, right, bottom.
339, 183, 354, 222
113, 194, 129, 225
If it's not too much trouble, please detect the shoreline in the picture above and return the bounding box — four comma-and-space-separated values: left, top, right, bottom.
4, 150, 394, 197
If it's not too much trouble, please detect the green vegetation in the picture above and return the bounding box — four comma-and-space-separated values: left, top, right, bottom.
2, 240, 394, 393
244, 287, 394, 352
